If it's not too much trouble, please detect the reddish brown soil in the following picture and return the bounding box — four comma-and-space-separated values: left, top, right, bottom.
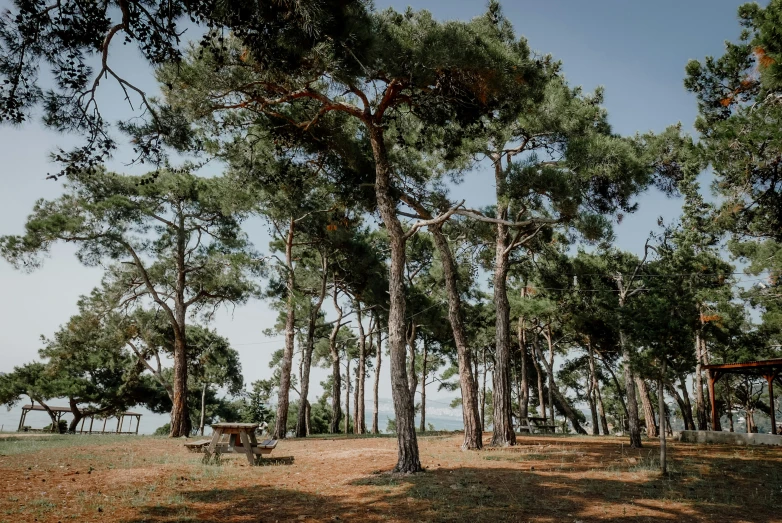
1, 432, 780, 522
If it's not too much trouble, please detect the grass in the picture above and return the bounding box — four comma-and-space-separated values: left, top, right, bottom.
1, 433, 782, 522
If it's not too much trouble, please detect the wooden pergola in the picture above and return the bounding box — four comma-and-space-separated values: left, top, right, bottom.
703, 358, 782, 433
17, 404, 142, 434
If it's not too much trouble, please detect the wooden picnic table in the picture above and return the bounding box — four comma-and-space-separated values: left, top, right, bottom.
203, 422, 277, 466
521, 417, 556, 434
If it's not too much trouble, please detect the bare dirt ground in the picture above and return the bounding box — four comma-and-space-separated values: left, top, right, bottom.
0, 432, 780, 522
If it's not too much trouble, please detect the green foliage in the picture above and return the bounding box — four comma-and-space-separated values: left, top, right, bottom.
240, 380, 273, 426
154, 423, 171, 436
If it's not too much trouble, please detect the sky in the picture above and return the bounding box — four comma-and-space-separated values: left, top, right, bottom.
0, 0, 754, 432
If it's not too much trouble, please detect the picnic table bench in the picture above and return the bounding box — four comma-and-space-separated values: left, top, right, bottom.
186, 423, 278, 466
523, 417, 556, 434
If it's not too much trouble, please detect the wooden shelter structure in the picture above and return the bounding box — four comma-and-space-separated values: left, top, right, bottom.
703, 358, 782, 433
17, 404, 142, 434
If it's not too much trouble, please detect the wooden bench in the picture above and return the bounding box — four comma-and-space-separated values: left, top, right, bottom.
534, 424, 557, 434
183, 439, 212, 452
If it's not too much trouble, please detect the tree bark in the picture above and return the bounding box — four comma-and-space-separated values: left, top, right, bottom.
694, 330, 708, 430
199, 382, 208, 436
369, 125, 421, 472
355, 304, 368, 434
430, 225, 482, 448
659, 360, 667, 475
345, 356, 351, 435
372, 320, 382, 434
419, 339, 427, 433
481, 346, 488, 432
679, 374, 696, 430
586, 339, 601, 435
620, 329, 642, 447
169, 328, 191, 437
407, 323, 418, 398
169, 211, 191, 438
329, 284, 344, 434
296, 252, 328, 437
518, 319, 529, 428
274, 218, 296, 439
545, 325, 556, 427
531, 335, 546, 418
636, 377, 658, 438
68, 397, 83, 434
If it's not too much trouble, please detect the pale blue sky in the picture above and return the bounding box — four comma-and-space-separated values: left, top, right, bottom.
0, 0, 753, 431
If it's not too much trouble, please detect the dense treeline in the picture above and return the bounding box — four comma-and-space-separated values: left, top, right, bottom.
1, 0, 782, 475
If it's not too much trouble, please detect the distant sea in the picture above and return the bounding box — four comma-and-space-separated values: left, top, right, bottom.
0, 398, 464, 435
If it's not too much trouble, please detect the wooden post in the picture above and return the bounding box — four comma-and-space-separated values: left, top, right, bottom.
116, 416, 121, 433
239, 431, 255, 466
135, 415, 140, 435
708, 373, 718, 431
17, 407, 27, 432
102, 417, 107, 433
88, 416, 94, 435
79, 416, 86, 434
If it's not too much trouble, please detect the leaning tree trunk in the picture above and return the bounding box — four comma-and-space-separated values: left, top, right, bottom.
532, 341, 587, 434
587, 373, 599, 436
372, 323, 382, 434
274, 218, 297, 439
636, 377, 658, 438
68, 397, 83, 434
430, 224, 482, 448
296, 254, 328, 437
370, 126, 421, 473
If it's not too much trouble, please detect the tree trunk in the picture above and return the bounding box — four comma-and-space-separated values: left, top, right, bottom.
531, 335, 546, 418
68, 397, 83, 434
587, 377, 599, 436
587, 339, 601, 435
296, 252, 328, 438
481, 346, 487, 432
355, 304, 368, 434
430, 224, 482, 448
532, 340, 587, 434
545, 325, 555, 427
329, 283, 344, 434
407, 323, 418, 398
345, 357, 351, 435
636, 377, 658, 438
694, 331, 708, 430
274, 218, 297, 440
372, 321, 382, 434
199, 382, 208, 436
620, 329, 642, 447
369, 126, 421, 473
169, 328, 191, 437
679, 375, 696, 430
491, 230, 515, 445
659, 360, 667, 475
518, 319, 529, 427
419, 339, 427, 433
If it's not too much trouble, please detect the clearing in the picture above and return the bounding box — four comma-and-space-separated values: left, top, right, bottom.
0, 432, 779, 522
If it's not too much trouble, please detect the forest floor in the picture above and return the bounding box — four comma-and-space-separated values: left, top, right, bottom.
0, 431, 780, 522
